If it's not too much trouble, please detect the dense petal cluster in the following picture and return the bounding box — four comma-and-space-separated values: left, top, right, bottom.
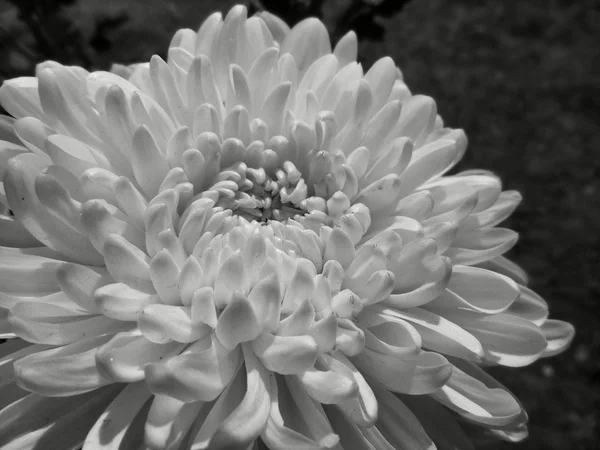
0, 5, 574, 450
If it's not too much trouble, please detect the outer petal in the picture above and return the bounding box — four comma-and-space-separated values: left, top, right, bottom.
370, 383, 436, 450
0, 246, 61, 295
4, 153, 103, 265
145, 395, 206, 450
377, 306, 485, 362
540, 319, 575, 357
192, 344, 273, 449
0, 384, 122, 450
13, 335, 113, 396
83, 382, 151, 450
145, 334, 242, 402
9, 301, 132, 345
440, 310, 547, 367
430, 364, 522, 428
261, 374, 340, 449
0, 339, 50, 387
95, 330, 186, 382
281, 18, 331, 75
401, 394, 475, 450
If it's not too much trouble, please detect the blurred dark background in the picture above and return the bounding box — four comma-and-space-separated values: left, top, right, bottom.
0, 0, 598, 448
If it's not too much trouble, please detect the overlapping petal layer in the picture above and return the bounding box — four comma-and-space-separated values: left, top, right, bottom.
0, 4, 573, 449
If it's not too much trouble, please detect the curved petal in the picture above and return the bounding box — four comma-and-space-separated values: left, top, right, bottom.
0, 384, 122, 450
323, 405, 377, 450
281, 18, 331, 76
4, 153, 103, 265
252, 332, 318, 375
504, 286, 548, 326
428, 265, 519, 314
475, 255, 529, 285
145, 334, 242, 402
261, 374, 340, 449
353, 346, 451, 395
0, 339, 50, 387
400, 394, 475, 450
144, 395, 206, 450
370, 383, 436, 450
94, 282, 159, 322
9, 301, 132, 345
445, 228, 518, 266
430, 364, 522, 428
297, 355, 358, 405
13, 335, 113, 396
540, 319, 575, 357
83, 382, 152, 450
95, 330, 185, 382
195, 344, 274, 449
441, 310, 547, 367
0, 246, 61, 295
376, 306, 485, 362
0, 214, 40, 248
139, 304, 210, 344
334, 352, 378, 427
56, 263, 109, 313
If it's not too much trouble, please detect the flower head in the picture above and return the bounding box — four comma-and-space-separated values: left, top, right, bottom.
0, 5, 574, 449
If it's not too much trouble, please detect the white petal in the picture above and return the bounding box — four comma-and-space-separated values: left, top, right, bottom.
0, 77, 44, 119
83, 382, 151, 450
428, 265, 520, 314
441, 310, 547, 367
446, 228, 518, 265
364, 57, 397, 115
540, 319, 575, 357
96, 330, 185, 382
0, 340, 50, 387
401, 394, 475, 450
354, 174, 402, 213
504, 285, 548, 325
5, 154, 102, 264
281, 18, 331, 76
476, 255, 529, 285
298, 355, 357, 405
260, 378, 339, 450
379, 306, 485, 362
0, 213, 40, 248
0, 246, 61, 295
324, 227, 355, 269
144, 395, 205, 450
281, 259, 316, 314
56, 263, 108, 313
369, 383, 435, 450
44, 135, 97, 177
13, 335, 113, 396
139, 304, 210, 344
202, 344, 274, 449
149, 250, 182, 305
81, 199, 145, 254
9, 301, 131, 345
430, 363, 522, 427
0, 385, 121, 450
248, 273, 281, 333
131, 125, 169, 197
284, 376, 341, 447
94, 282, 158, 321
334, 352, 378, 427
145, 335, 242, 402
252, 332, 318, 375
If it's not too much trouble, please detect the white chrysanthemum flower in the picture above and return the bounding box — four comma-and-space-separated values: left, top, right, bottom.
0, 5, 574, 449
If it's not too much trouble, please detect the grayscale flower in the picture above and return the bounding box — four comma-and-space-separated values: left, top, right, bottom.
0, 5, 574, 449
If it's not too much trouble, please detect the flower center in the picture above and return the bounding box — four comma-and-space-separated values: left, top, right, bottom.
212, 160, 310, 222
